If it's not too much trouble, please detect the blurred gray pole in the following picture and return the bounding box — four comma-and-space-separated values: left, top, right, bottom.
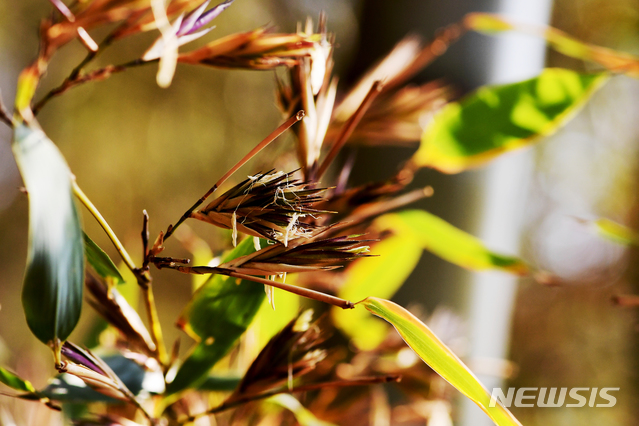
460, 1, 553, 425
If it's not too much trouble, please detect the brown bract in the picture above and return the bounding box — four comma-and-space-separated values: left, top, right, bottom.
178, 27, 323, 69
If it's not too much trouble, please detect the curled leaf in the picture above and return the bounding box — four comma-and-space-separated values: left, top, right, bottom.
12, 124, 84, 348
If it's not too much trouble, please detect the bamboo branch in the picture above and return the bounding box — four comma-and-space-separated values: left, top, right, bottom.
158, 263, 354, 309
183, 375, 401, 423
33, 59, 151, 115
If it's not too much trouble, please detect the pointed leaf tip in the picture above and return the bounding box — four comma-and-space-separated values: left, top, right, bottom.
361, 297, 522, 426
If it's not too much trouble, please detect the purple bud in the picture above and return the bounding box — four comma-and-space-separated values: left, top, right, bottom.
178, 0, 235, 36
61, 342, 108, 377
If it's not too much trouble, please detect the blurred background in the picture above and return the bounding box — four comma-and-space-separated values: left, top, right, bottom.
1, 0, 639, 425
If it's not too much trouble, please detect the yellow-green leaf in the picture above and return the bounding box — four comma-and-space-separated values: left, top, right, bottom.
413, 68, 608, 173
13, 124, 84, 347
466, 13, 639, 78
361, 297, 522, 426
333, 235, 422, 349
0, 367, 36, 393
376, 210, 528, 274
167, 237, 268, 393
592, 218, 639, 246
83, 233, 125, 284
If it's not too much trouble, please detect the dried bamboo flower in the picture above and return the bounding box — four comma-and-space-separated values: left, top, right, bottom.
276, 15, 335, 172
143, 0, 234, 61
190, 171, 330, 245
327, 81, 452, 146
177, 27, 325, 69
216, 234, 372, 276
228, 309, 328, 399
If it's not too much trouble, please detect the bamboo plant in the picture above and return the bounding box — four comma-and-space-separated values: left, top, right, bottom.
2, 1, 638, 425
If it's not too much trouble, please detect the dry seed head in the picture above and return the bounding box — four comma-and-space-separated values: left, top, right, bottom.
191, 170, 330, 244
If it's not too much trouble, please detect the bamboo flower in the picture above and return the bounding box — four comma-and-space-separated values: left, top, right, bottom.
190, 171, 330, 245
143, 0, 234, 61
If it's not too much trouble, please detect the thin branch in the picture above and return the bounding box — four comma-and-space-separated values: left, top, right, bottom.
183, 375, 401, 423
140, 279, 168, 365
158, 263, 354, 309
163, 110, 305, 240
142, 210, 150, 269
137, 211, 168, 366
33, 59, 151, 115
73, 181, 137, 272
316, 81, 383, 179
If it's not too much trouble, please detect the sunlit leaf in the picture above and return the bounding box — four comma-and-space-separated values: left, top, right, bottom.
83, 233, 125, 284
12, 124, 84, 348
167, 237, 268, 393
413, 68, 609, 173
253, 285, 299, 349
268, 394, 336, 426
0, 367, 36, 393
333, 235, 422, 349
361, 297, 522, 426
376, 210, 528, 274
592, 218, 639, 246
466, 13, 639, 78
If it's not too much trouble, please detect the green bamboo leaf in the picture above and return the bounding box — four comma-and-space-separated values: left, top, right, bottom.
167, 237, 268, 393
361, 297, 522, 426
466, 13, 639, 78
376, 210, 528, 274
0, 367, 36, 393
592, 218, 639, 246
413, 68, 609, 173
12, 124, 84, 347
333, 235, 422, 349
83, 233, 125, 284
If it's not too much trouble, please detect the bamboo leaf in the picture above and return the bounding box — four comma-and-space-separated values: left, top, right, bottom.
167, 237, 268, 393
376, 210, 528, 274
592, 218, 639, 246
466, 13, 639, 78
0, 367, 36, 393
413, 68, 608, 173
12, 124, 84, 348
333, 235, 422, 349
361, 297, 522, 426
83, 233, 125, 284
